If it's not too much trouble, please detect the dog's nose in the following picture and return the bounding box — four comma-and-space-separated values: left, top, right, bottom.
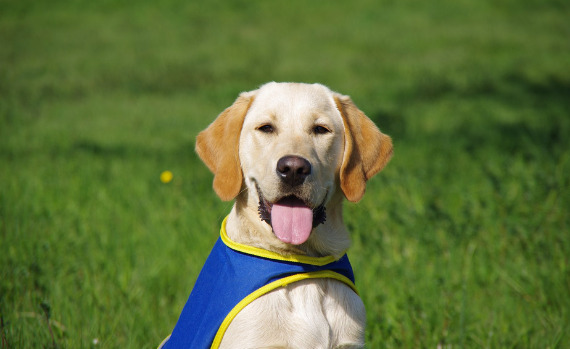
276, 155, 312, 187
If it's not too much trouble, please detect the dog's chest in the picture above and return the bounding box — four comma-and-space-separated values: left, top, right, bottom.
162, 222, 362, 348
221, 279, 366, 348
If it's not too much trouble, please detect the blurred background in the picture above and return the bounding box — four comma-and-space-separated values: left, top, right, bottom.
1, 0, 569, 347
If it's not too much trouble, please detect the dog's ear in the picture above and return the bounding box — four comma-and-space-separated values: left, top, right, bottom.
195, 92, 255, 201
335, 94, 393, 202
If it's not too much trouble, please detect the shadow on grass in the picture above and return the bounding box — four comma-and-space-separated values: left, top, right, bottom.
403, 71, 570, 104
372, 71, 570, 158
73, 141, 198, 160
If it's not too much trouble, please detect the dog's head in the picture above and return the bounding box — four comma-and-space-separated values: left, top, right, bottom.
196, 82, 392, 247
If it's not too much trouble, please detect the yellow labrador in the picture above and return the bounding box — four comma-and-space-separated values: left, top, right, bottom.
162, 82, 392, 349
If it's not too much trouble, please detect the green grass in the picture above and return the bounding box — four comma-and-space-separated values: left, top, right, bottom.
1, 0, 569, 347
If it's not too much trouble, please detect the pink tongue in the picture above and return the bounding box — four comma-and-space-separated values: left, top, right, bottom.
271, 197, 313, 245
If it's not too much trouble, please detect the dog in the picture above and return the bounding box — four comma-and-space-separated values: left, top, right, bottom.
160, 82, 393, 348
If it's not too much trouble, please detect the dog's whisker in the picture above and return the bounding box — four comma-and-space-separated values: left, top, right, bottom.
237, 186, 249, 196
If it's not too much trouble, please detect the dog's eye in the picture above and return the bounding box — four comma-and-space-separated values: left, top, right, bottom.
312, 125, 331, 135
257, 124, 275, 133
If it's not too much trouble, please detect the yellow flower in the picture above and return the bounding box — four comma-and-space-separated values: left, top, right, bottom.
160, 170, 173, 183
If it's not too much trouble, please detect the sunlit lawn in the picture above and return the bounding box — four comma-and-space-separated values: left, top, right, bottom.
1, 1, 569, 347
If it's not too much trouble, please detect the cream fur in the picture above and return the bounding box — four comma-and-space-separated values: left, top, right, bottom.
193, 82, 392, 348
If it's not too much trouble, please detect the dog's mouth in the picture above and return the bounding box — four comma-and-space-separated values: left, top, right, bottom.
256, 184, 326, 245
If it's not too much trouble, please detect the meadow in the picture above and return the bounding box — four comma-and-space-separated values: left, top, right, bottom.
1, 0, 569, 347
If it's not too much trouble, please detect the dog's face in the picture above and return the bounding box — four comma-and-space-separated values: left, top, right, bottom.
196, 82, 392, 249
238, 83, 345, 244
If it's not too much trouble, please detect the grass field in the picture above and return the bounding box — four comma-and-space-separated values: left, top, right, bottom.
1, 0, 569, 347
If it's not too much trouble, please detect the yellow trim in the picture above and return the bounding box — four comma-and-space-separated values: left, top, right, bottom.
157, 334, 170, 349
220, 216, 345, 266
210, 270, 358, 348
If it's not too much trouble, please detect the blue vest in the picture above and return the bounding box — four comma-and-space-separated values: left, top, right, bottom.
160, 217, 358, 349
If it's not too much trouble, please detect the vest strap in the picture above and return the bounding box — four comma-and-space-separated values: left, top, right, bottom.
211, 270, 358, 348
